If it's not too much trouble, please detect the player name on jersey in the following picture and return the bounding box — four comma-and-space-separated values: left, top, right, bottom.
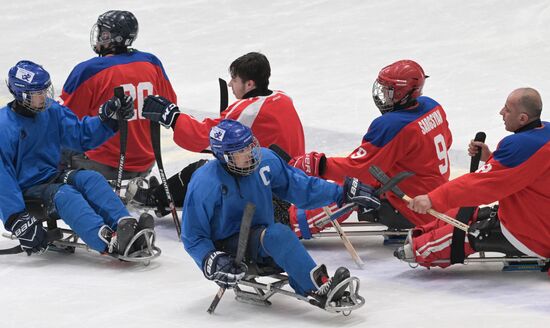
418, 109, 444, 135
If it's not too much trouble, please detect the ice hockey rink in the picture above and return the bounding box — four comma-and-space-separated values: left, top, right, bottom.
1, 1, 550, 327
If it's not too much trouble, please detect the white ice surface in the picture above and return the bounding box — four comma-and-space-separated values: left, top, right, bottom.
1, 1, 550, 327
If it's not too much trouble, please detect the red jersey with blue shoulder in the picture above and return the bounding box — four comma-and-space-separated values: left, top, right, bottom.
429, 122, 550, 257
324, 96, 453, 226
60, 50, 177, 171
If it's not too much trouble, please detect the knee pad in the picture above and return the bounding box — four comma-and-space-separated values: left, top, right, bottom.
262, 223, 299, 255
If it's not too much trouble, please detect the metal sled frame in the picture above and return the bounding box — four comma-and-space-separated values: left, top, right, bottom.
314, 221, 409, 238
233, 272, 365, 314
54, 227, 161, 263
2, 226, 161, 265
397, 252, 550, 272
432, 254, 550, 271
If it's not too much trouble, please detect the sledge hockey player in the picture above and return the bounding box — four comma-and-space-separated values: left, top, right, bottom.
181, 119, 374, 311
134, 52, 304, 209
131, 52, 353, 233
0, 60, 156, 260
399, 88, 550, 271
288, 60, 453, 237
60, 10, 177, 180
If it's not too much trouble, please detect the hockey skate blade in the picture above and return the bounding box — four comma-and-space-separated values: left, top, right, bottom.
324, 277, 365, 314
116, 228, 161, 264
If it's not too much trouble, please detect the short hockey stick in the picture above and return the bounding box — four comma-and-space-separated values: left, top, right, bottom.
200, 78, 227, 155
207, 202, 256, 314
369, 165, 471, 233
114, 86, 127, 196
219, 78, 228, 113
451, 131, 486, 263
150, 121, 181, 237
322, 206, 364, 269
267, 144, 364, 268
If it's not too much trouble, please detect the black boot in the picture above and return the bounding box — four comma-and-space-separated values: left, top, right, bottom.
115, 217, 138, 255
310, 264, 351, 309
130, 213, 155, 252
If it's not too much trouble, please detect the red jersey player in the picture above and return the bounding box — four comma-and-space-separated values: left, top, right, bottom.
401, 88, 550, 269
60, 10, 177, 179
288, 60, 453, 237
134, 53, 308, 220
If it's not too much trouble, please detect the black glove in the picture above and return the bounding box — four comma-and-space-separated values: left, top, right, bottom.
6, 212, 48, 256
99, 95, 135, 130
202, 251, 248, 288
343, 177, 381, 212
142, 95, 180, 128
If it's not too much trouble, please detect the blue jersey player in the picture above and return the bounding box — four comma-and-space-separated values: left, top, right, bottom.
182, 119, 380, 309
0, 60, 152, 258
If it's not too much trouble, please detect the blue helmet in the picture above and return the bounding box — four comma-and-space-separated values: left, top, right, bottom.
209, 119, 261, 176
7, 60, 54, 113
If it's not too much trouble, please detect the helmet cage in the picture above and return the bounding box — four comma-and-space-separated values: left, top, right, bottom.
223, 137, 262, 176
18, 84, 54, 113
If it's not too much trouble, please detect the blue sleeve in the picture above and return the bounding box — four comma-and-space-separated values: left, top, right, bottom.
0, 137, 25, 224
267, 150, 343, 208
181, 181, 218, 269
56, 104, 115, 152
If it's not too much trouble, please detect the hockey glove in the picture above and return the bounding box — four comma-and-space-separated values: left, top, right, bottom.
99, 95, 135, 130
289, 152, 326, 177
203, 251, 248, 288
343, 177, 381, 212
6, 212, 48, 256
142, 95, 180, 129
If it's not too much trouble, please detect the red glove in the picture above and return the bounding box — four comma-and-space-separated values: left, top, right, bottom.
289, 152, 326, 177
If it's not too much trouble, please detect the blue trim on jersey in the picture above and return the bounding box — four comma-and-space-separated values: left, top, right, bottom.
364, 96, 440, 147
493, 122, 550, 168
62, 51, 169, 94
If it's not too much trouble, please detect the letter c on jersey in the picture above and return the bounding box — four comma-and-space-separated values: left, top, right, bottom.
259, 166, 271, 186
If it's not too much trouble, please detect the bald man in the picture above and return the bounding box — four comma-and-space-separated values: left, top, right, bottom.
397, 88, 550, 268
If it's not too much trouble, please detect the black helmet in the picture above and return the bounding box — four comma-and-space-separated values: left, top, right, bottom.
90, 10, 138, 56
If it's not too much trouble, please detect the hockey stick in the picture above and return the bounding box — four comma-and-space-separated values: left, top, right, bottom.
219, 78, 228, 113
207, 202, 256, 314
150, 121, 181, 237
322, 207, 365, 269
369, 165, 471, 233
267, 144, 364, 268
451, 131, 486, 263
199, 78, 227, 155
114, 86, 127, 197
314, 171, 414, 228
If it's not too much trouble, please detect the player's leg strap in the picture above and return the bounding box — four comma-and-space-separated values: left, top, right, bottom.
296, 209, 313, 239
450, 205, 480, 264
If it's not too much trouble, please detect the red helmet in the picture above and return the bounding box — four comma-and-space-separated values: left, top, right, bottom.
372, 60, 427, 113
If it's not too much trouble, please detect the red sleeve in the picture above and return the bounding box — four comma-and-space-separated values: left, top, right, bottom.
172, 114, 222, 152
428, 155, 541, 212
172, 91, 305, 156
